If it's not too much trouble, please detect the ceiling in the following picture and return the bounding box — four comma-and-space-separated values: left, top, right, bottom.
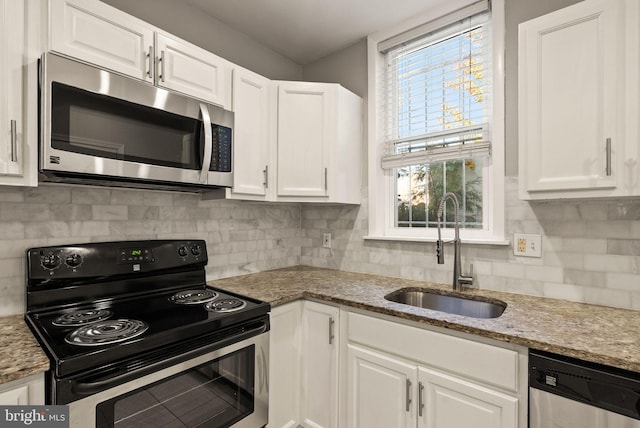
185, 0, 452, 65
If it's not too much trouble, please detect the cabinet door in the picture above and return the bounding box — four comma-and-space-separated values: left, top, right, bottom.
0, 385, 28, 405
347, 344, 416, 428
268, 302, 301, 428
0, 374, 44, 405
49, 0, 154, 82
300, 302, 340, 428
228, 67, 272, 199
519, 0, 620, 195
418, 367, 517, 428
0, 0, 37, 186
0, 0, 24, 178
156, 33, 228, 107
277, 82, 332, 198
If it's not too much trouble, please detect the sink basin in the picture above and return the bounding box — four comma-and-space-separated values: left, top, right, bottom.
384, 288, 506, 319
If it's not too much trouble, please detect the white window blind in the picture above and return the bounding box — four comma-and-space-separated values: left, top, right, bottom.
381, 9, 492, 170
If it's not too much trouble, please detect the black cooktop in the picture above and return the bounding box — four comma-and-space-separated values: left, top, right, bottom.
27, 286, 268, 377
24, 240, 270, 378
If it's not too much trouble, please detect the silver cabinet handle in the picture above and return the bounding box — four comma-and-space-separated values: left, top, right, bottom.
10, 120, 17, 162
146, 46, 153, 79
329, 317, 335, 345
418, 382, 425, 417
263, 165, 269, 188
324, 167, 328, 191
606, 138, 612, 176
199, 104, 213, 183
158, 50, 165, 82
405, 379, 412, 412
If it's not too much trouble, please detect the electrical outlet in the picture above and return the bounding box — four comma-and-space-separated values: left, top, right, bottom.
322, 233, 332, 248
513, 234, 541, 258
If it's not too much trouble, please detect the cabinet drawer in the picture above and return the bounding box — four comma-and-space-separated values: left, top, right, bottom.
348, 312, 519, 392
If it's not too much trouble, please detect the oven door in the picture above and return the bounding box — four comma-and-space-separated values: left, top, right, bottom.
67, 332, 268, 428
40, 52, 233, 187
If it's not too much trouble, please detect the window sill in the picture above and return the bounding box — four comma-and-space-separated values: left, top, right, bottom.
363, 235, 510, 246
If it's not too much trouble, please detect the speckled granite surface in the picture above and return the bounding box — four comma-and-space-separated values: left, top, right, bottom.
0, 315, 49, 384
209, 266, 640, 373
4, 265, 639, 387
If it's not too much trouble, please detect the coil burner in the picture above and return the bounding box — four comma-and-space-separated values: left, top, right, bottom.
204, 298, 247, 313
65, 319, 149, 346
52, 309, 113, 327
169, 289, 219, 304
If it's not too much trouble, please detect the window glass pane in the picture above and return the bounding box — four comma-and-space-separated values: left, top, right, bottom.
395, 158, 482, 229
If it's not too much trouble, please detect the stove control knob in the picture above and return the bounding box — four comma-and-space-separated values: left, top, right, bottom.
41, 254, 61, 270
178, 246, 189, 257
190, 245, 201, 256
65, 253, 83, 268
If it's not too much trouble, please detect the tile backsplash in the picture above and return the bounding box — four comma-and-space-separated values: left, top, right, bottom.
2, 177, 640, 316
301, 177, 640, 310
0, 185, 301, 316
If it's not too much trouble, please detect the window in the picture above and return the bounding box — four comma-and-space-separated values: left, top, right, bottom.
367, 0, 505, 243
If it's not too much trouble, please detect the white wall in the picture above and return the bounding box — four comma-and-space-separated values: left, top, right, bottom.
302, 39, 367, 98
101, 0, 302, 80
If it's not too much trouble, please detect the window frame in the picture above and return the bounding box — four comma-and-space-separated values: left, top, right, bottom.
365, 0, 506, 244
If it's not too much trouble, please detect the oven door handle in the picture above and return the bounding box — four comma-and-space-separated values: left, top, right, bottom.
71, 321, 268, 396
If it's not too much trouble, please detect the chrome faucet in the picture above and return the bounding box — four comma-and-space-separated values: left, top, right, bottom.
436, 192, 473, 290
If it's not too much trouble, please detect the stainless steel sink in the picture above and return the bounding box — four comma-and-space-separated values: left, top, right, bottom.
384, 288, 506, 319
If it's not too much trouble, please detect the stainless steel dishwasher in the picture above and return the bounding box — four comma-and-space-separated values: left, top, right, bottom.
529, 350, 640, 427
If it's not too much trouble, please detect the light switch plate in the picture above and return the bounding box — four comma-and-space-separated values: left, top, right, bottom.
513, 233, 541, 257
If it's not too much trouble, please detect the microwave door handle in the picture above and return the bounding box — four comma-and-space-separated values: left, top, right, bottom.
199, 103, 213, 184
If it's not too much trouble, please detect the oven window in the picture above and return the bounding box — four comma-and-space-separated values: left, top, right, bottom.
51, 82, 203, 170
96, 346, 255, 428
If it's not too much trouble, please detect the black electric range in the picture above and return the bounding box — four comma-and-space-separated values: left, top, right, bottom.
24, 240, 270, 406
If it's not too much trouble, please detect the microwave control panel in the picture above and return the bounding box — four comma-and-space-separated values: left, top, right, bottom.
211, 125, 232, 172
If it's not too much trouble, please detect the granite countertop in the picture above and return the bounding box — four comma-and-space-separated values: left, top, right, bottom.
0, 315, 50, 385
208, 266, 640, 373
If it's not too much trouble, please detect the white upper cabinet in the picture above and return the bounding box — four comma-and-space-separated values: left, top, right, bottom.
48, 0, 230, 107
276, 82, 362, 204
0, 0, 37, 186
226, 67, 274, 200
155, 33, 228, 108
277, 82, 332, 198
519, 0, 640, 199
49, 0, 154, 83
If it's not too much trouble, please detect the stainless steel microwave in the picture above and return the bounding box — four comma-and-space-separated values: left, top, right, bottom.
39, 52, 233, 191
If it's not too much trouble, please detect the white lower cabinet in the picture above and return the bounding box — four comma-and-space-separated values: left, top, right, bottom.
347, 344, 416, 428
269, 302, 302, 428
347, 345, 517, 428
269, 301, 341, 428
0, 373, 44, 405
300, 301, 340, 428
270, 305, 526, 428
419, 367, 517, 428
347, 312, 527, 428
